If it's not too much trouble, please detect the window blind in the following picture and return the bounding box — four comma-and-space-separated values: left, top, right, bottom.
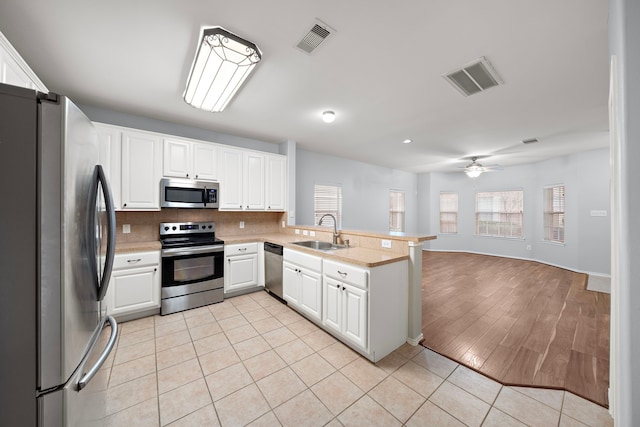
544, 185, 565, 243
314, 184, 342, 228
475, 190, 524, 237
389, 191, 405, 232
439, 192, 458, 233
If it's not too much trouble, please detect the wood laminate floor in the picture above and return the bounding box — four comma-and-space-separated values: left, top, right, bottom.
421, 251, 610, 408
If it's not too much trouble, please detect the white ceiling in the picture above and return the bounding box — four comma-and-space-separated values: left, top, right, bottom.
0, 0, 610, 173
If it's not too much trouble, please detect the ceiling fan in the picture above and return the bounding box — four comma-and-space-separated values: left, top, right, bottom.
460, 156, 502, 178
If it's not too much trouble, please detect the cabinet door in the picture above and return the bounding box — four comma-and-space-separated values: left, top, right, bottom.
225, 253, 258, 292
265, 155, 286, 211
193, 143, 218, 181
106, 265, 159, 317
121, 130, 162, 210
163, 138, 192, 179
218, 147, 243, 210
243, 152, 265, 210
299, 269, 322, 321
342, 284, 368, 350
322, 276, 342, 334
95, 123, 121, 209
283, 262, 300, 306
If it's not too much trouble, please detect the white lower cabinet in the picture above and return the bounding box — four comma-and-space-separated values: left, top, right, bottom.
224, 242, 259, 294
283, 249, 322, 322
105, 251, 161, 319
322, 261, 369, 351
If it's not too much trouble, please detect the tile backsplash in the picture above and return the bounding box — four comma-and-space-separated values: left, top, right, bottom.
115, 210, 286, 244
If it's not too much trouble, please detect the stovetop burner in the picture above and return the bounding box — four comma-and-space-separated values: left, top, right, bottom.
159, 221, 223, 248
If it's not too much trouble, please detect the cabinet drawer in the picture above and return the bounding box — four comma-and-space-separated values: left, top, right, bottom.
323, 259, 368, 289
225, 242, 258, 256
113, 251, 160, 270
283, 248, 322, 272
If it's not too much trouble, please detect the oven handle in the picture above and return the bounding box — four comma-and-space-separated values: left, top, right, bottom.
162, 245, 224, 258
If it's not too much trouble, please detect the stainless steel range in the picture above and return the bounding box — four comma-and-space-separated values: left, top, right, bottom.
160, 221, 224, 315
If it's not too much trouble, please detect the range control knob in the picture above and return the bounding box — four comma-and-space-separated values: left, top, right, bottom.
172, 226, 177, 231
164, 226, 169, 231
208, 225, 213, 229
202, 225, 206, 229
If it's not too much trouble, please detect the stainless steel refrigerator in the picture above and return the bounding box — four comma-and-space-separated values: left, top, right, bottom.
0, 83, 118, 426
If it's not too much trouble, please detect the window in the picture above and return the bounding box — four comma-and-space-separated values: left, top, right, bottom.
314, 184, 342, 228
544, 185, 565, 243
439, 192, 458, 233
475, 190, 524, 238
389, 191, 405, 232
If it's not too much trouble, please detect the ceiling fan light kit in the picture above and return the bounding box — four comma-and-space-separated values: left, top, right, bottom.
184, 27, 262, 112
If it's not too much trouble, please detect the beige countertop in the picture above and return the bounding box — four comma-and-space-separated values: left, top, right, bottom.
221, 233, 411, 267
115, 231, 436, 267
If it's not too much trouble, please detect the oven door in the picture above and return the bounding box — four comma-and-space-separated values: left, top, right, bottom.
161, 245, 224, 298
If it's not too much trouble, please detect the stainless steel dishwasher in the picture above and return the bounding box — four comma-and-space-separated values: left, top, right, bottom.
264, 242, 284, 300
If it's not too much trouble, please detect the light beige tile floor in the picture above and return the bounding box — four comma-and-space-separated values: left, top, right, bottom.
102, 291, 614, 427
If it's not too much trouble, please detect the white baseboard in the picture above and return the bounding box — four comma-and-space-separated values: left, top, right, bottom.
407, 333, 424, 346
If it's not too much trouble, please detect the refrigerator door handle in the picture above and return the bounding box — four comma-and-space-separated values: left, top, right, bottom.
95, 165, 116, 302
77, 315, 118, 391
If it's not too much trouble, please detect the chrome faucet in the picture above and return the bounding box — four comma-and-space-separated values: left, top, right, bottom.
318, 214, 340, 244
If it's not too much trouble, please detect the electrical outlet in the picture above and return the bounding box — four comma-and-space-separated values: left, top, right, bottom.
239, 221, 245, 229
295, 229, 300, 235
381, 239, 392, 249
526, 245, 532, 251
310, 231, 316, 237
122, 224, 131, 234
281, 221, 285, 228
303, 230, 309, 236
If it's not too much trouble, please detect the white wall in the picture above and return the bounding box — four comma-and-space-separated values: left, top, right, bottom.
295, 149, 418, 233
423, 147, 611, 276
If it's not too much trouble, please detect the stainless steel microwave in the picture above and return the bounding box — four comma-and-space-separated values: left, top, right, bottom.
160, 178, 219, 209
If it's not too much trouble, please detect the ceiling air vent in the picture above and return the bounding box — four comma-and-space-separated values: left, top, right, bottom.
444, 57, 503, 97
522, 137, 540, 144
296, 20, 335, 54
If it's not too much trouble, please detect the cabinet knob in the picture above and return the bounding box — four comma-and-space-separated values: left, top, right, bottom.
336, 284, 340, 289
342, 286, 346, 291
186, 173, 189, 178
195, 174, 199, 179
123, 203, 127, 207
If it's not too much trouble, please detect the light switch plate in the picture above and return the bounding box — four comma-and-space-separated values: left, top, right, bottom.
310, 231, 316, 237
295, 229, 300, 234
122, 224, 131, 234
239, 221, 245, 228
303, 230, 309, 236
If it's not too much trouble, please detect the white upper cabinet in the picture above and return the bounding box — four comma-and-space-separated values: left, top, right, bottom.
0, 31, 47, 91
193, 142, 218, 181
243, 151, 265, 210
218, 148, 286, 212
163, 138, 218, 181
265, 154, 286, 211
95, 123, 122, 209
218, 147, 244, 210
121, 130, 162, 210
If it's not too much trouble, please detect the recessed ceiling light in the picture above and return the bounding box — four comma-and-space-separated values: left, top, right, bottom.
402, 139, 412, 144
322, 110, 336, 123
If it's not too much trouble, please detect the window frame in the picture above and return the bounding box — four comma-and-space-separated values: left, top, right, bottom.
439, 192, 458, 234
314, 184, 342, 229
543, 184, 565, 244
389, 190, 405, 232
474, 190, 524, 239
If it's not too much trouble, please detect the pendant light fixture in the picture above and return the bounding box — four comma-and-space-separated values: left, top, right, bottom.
184, 27, 262, 112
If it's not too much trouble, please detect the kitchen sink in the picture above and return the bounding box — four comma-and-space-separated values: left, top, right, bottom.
292, 240, 348, 251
